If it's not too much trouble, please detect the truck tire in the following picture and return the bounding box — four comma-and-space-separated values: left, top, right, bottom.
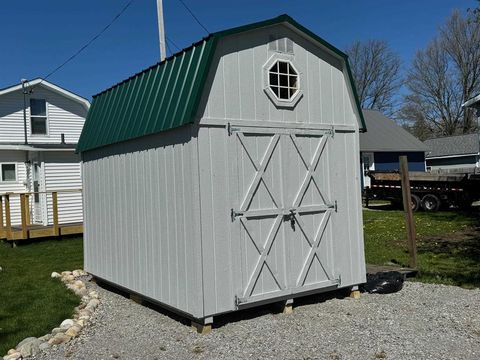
411, 194, 421, 212
421, 194, 441, 211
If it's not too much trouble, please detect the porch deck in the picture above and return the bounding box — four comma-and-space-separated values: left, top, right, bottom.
0, 190, 83, 242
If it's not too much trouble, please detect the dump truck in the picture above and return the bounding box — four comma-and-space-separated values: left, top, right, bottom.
364, 171, 480, 211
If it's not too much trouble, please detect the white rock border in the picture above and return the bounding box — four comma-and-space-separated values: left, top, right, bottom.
3, 270, 99, 360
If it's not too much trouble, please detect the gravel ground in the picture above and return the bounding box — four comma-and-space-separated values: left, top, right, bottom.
33, 281, 480, 360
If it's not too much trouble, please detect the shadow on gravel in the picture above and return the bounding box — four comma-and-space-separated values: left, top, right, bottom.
96, 280, 351, 330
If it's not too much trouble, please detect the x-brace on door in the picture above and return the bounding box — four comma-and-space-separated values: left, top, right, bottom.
230, 126, 339, 306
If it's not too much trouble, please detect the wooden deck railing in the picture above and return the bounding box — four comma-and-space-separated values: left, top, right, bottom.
0, 189, 83, 241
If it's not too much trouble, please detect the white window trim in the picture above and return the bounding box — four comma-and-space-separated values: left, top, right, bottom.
263, 54, 303, 108
29, 98, 50, 137
0, 163, 17, 183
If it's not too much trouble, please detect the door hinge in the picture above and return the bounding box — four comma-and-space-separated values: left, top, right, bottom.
227, 122, 232, 136
234, 295, 246, 308
328, 200, 337, 212
231, 209, 242, 222
327, 127, 335, 138
337, 274, 342, 286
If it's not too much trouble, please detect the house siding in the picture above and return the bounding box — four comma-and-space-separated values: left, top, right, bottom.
373, 152, 425, 172
0, 151, 28, 224
43, 152, 83, 224
426, 155, 479, 170
0, 87, 87, 144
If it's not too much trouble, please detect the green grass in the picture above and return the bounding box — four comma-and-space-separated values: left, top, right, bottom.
364, 207, 480, 288
0, 237, 83, 354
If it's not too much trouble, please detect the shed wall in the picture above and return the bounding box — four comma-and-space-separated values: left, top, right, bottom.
82, 127, 203, 318
196, 26, 365, 316
198, 25, 357, 128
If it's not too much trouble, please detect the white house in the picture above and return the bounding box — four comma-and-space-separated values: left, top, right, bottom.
0, 78, 89, 226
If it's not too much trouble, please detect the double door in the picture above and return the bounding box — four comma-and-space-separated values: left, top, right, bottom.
230, 126, 340, 306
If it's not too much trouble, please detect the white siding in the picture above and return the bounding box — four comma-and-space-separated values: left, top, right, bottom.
82, 128, 204, 318
196, 25, 365, 316
0, 151, 28, 225
82, 23, 365, 320
199, 24, 357, 128
43, 152, 83, 224
0, 86, 87, 144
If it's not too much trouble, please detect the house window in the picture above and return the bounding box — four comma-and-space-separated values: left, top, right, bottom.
1, 164, 16, 182
30, 99, 47, 135
268, 60, 299, 101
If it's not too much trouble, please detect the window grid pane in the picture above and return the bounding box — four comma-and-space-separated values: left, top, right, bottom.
30, 99, 46, 116
268, 60, 298, 101
31, 116, 47, 135
2, 164, 16, 182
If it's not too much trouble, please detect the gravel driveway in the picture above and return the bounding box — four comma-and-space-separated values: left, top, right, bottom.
33, 281, 480, 360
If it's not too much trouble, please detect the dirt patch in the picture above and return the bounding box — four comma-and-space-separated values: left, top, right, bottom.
418, 226, 480, 261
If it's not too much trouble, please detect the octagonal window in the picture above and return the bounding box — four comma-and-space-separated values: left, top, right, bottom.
268, 60, 298, 101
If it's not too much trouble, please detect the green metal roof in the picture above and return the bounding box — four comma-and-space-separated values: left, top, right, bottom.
77, 14, 365, 153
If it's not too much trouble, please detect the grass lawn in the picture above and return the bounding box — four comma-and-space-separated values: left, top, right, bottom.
0, 237, 83, 355
364, 206, 480, 288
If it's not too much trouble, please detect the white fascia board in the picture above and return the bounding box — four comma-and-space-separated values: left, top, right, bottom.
426, 152, 480, 160
0, 144, 75, 152
0, 78, 90, 110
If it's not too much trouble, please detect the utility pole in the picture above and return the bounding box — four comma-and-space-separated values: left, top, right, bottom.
21, 79, 28, 145
156, 0, 167, 61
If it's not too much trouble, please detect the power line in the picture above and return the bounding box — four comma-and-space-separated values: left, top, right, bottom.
165, 40, 173, 56
166, 36, 181, 51
176, 0, 209, 34
34, 0, 135, 88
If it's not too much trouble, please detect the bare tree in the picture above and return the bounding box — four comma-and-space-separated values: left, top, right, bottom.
403, 10, 480, 137
440, 10, 480, 132
345, 40, 402, 115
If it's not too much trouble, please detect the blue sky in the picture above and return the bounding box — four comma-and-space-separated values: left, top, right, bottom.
0, 0, 475, 99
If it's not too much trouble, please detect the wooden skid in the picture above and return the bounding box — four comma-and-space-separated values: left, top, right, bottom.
191, 321, 212, 335
350, 290, 361, 299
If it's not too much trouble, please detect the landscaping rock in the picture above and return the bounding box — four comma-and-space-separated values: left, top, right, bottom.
62, 274, 75, 282
48, 333, 71, 346
65, 325, 82, 338
61, 271, 72, 276
38, 334, 52, 342
39, 342, 50, 351
50, 272, 61, 279
6, 350, 16, 355
3, 352, 21, 360
86, 299, 100, 311
16, 337, 37, 348
60, 319, 74, 329
18, 338, 41, 357
51, 327, 64, 335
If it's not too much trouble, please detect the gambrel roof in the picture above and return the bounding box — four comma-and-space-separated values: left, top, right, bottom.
77, 14, 366, 153
0, 78, 90, 110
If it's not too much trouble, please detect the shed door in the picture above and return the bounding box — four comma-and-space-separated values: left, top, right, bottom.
230, 126, 340, 306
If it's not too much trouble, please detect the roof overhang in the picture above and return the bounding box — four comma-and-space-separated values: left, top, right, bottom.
462, 94, 480, 108
425, 152, 480, 160
0, 78, 90, 110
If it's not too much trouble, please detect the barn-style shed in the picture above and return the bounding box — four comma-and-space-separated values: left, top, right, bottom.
77, 15, 366, 330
